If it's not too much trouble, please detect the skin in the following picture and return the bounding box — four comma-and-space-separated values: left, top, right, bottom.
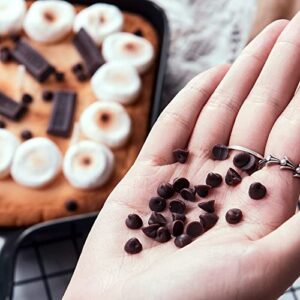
64, 15, 300, 300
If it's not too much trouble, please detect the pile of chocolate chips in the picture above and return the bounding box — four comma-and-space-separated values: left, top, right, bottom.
124, 145, 267, 254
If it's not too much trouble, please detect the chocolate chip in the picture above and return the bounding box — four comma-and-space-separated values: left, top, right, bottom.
157, 182, 174, 199
174, 234, 192, 248
225, 208, 243, 224
55, 71, 65, 82
155, 227, 171, 243
21, 129, 33, 140
233, 152, 250, 168
125, 214, 143, 229
225, 168, 242, 186
21, 93, 33, 104
186, 221, 204, 238
173, 148, 189, 163
240, 154, 257, 173
71, 63, 84, 73
172, 213, 186, 222
198, 200, 215, 213
169, 200, 186, 214
42, 90, 54, 102
0, 47, 12, 63
133, 29, 143, 37
142, 224, 160, 238
65, 199, 78, 212
199, 213, 218, 231
212, 144, 229, 160
180, 187, 196, 201
194, 185, 211, 198
148, 212, 167, 226
124, 238, 142, 254
149, 196, 166, 212
0, 120, 6, 128
171, 220, 184, 237
173, 177, 190, 192
249, 182, 266, 200
206, 172, 222, 187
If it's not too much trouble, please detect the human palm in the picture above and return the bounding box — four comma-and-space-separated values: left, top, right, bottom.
65, 15, 300, 300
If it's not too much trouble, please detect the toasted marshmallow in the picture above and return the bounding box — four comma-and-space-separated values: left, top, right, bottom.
63, 140, 114, 189
91, 62, 141, 104
80, 101, 131, 148
73, 3, 123, 46
11, 137, 62, 188
102, 32, 154, 74
0, 129, 20, 179
0, 0, 26, 35
23, 0, 75, 43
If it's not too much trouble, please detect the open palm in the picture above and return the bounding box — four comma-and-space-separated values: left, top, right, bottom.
65, 15, 300, 300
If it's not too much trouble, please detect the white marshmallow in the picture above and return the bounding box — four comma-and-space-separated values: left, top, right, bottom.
102, 32, 154, 74
63, 140, 114, 190
0, 0, 26, 35
73, 3, 123, 46
23, 0, 75, 44
11, 137, 62, 188
91, 62, 141, 104
0, 129, 20, 179
80, 101, 131, 148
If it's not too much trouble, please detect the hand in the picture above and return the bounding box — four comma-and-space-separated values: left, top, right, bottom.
64, 14, 300, 300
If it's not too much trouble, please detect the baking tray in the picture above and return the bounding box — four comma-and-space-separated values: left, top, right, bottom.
0, 0, 169, 299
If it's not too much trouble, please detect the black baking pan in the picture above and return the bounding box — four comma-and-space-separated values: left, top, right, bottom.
0, 0, 169, 299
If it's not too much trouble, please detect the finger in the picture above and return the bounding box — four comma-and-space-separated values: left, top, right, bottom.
137, 64, 230, 165
230, 13, 300, 155
188, 19, 288, 154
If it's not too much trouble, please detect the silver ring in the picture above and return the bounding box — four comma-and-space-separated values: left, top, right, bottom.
260, 155, 300, 178
227, 145, 264, 160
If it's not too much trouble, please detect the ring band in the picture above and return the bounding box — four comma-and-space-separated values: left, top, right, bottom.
227, 145, 264, 160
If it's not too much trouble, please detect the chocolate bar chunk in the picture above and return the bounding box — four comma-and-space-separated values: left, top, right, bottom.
73, 28, 104, 76
12, 40, 54, 82
0, 92, 27, 120
47, 91, 76, 137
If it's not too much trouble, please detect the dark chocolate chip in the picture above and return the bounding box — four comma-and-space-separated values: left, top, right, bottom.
173, 177, 190, 192
155, 227, 171, 243
157, 182, 174, 199
240, 154, 257, 173
65, 199, 78, 212
21, 93, 33, 104
225, 208, 243, 224
42, 90, 54, 102
186, 221, 204, 238
172, 213, 186, 222
174, 234, 192, 248
55, 71, 65, 82
171, 220, 184, 237
194, 184, 211, 198
225, 168, 242, 186
233, 152, 251, 168
200, 213, 219, 231
212, 144, 229, 160
169, 200, 186, 214
173, 148, 189, 163
125, 214, 143, 229
248, 182, 266, 200
21, 129, 33, 140
124, 238, 142, 254
198, 200, 215, 213
148, 212, 167, 226
180, 187, 196, 201
0, 120, 6, 128
149, 196, 166, 212
142, 224, 160, 238
0, 47, 12, 63
206, 172, 222, 188
71, 63, 84, 73
133, 29, 143, 37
